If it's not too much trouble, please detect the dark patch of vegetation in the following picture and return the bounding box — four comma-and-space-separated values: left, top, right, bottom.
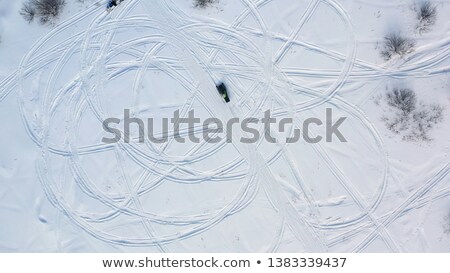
382, 88, 444, 141
20, 0, 66, 25
194, 0, 215, 8
416, 1, 437, 34
20, 2, 36, 23
380, 33, 415, 61
386, 88, 417, 114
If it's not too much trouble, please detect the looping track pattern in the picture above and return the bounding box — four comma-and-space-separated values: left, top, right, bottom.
0, 0, 448, 252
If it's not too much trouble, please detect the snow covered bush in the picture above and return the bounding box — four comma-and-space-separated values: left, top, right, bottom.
386, 88, 417, 114
416, 0, 437, 33
20, 2, 36, 23
380, 33, 415, 60
382, 88, 444, 141
194, 0, 215, 8
409, 103, 444, 140
20, 0, 66, 25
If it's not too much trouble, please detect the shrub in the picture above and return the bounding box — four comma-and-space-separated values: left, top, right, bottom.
386, 88, 417, 114
20, 2, 36, 23
194, 0, 215, 8
380, 33, 415, 60
416, 1, 437, 33
36, 0, 66, 24
20, 0, 66, 25
382, 88, 444, 141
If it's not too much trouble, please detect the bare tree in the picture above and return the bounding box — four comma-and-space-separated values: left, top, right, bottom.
386, 88, 417, 114
416, 1, 437, 34
380, 33, 415, 61
382, 88, 444, 141
20, 2, 36, 23
194, 0, 215, 8
35, 0, 66, 24
20, 0, 66, 25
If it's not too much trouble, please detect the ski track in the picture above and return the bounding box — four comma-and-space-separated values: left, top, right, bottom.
0, 0, 449, 252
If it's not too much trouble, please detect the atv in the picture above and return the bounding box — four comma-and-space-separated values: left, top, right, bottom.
107, 0, 123, 11
216, 82, 230, 103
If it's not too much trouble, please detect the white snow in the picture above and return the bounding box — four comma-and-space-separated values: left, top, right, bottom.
0, 0, 449, 252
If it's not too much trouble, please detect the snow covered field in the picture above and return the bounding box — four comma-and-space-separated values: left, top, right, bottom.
0, 0, 449, 252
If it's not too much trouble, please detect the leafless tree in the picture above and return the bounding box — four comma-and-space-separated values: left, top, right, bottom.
20, 2, 36, 23
194, 0, 215, 8
20, 0, 66, 25
380, 33, 415, 61
416, 1, 437, 34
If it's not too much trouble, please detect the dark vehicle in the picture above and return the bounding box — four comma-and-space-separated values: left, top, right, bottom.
107, 0, 120, 9
216, 83, 230, 103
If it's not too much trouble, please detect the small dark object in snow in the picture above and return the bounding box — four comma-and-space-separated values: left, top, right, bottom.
107, 0, 119, 9
216, 83, 230, 103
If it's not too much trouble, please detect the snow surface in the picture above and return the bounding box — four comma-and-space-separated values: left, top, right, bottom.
0, 0, 449, 252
